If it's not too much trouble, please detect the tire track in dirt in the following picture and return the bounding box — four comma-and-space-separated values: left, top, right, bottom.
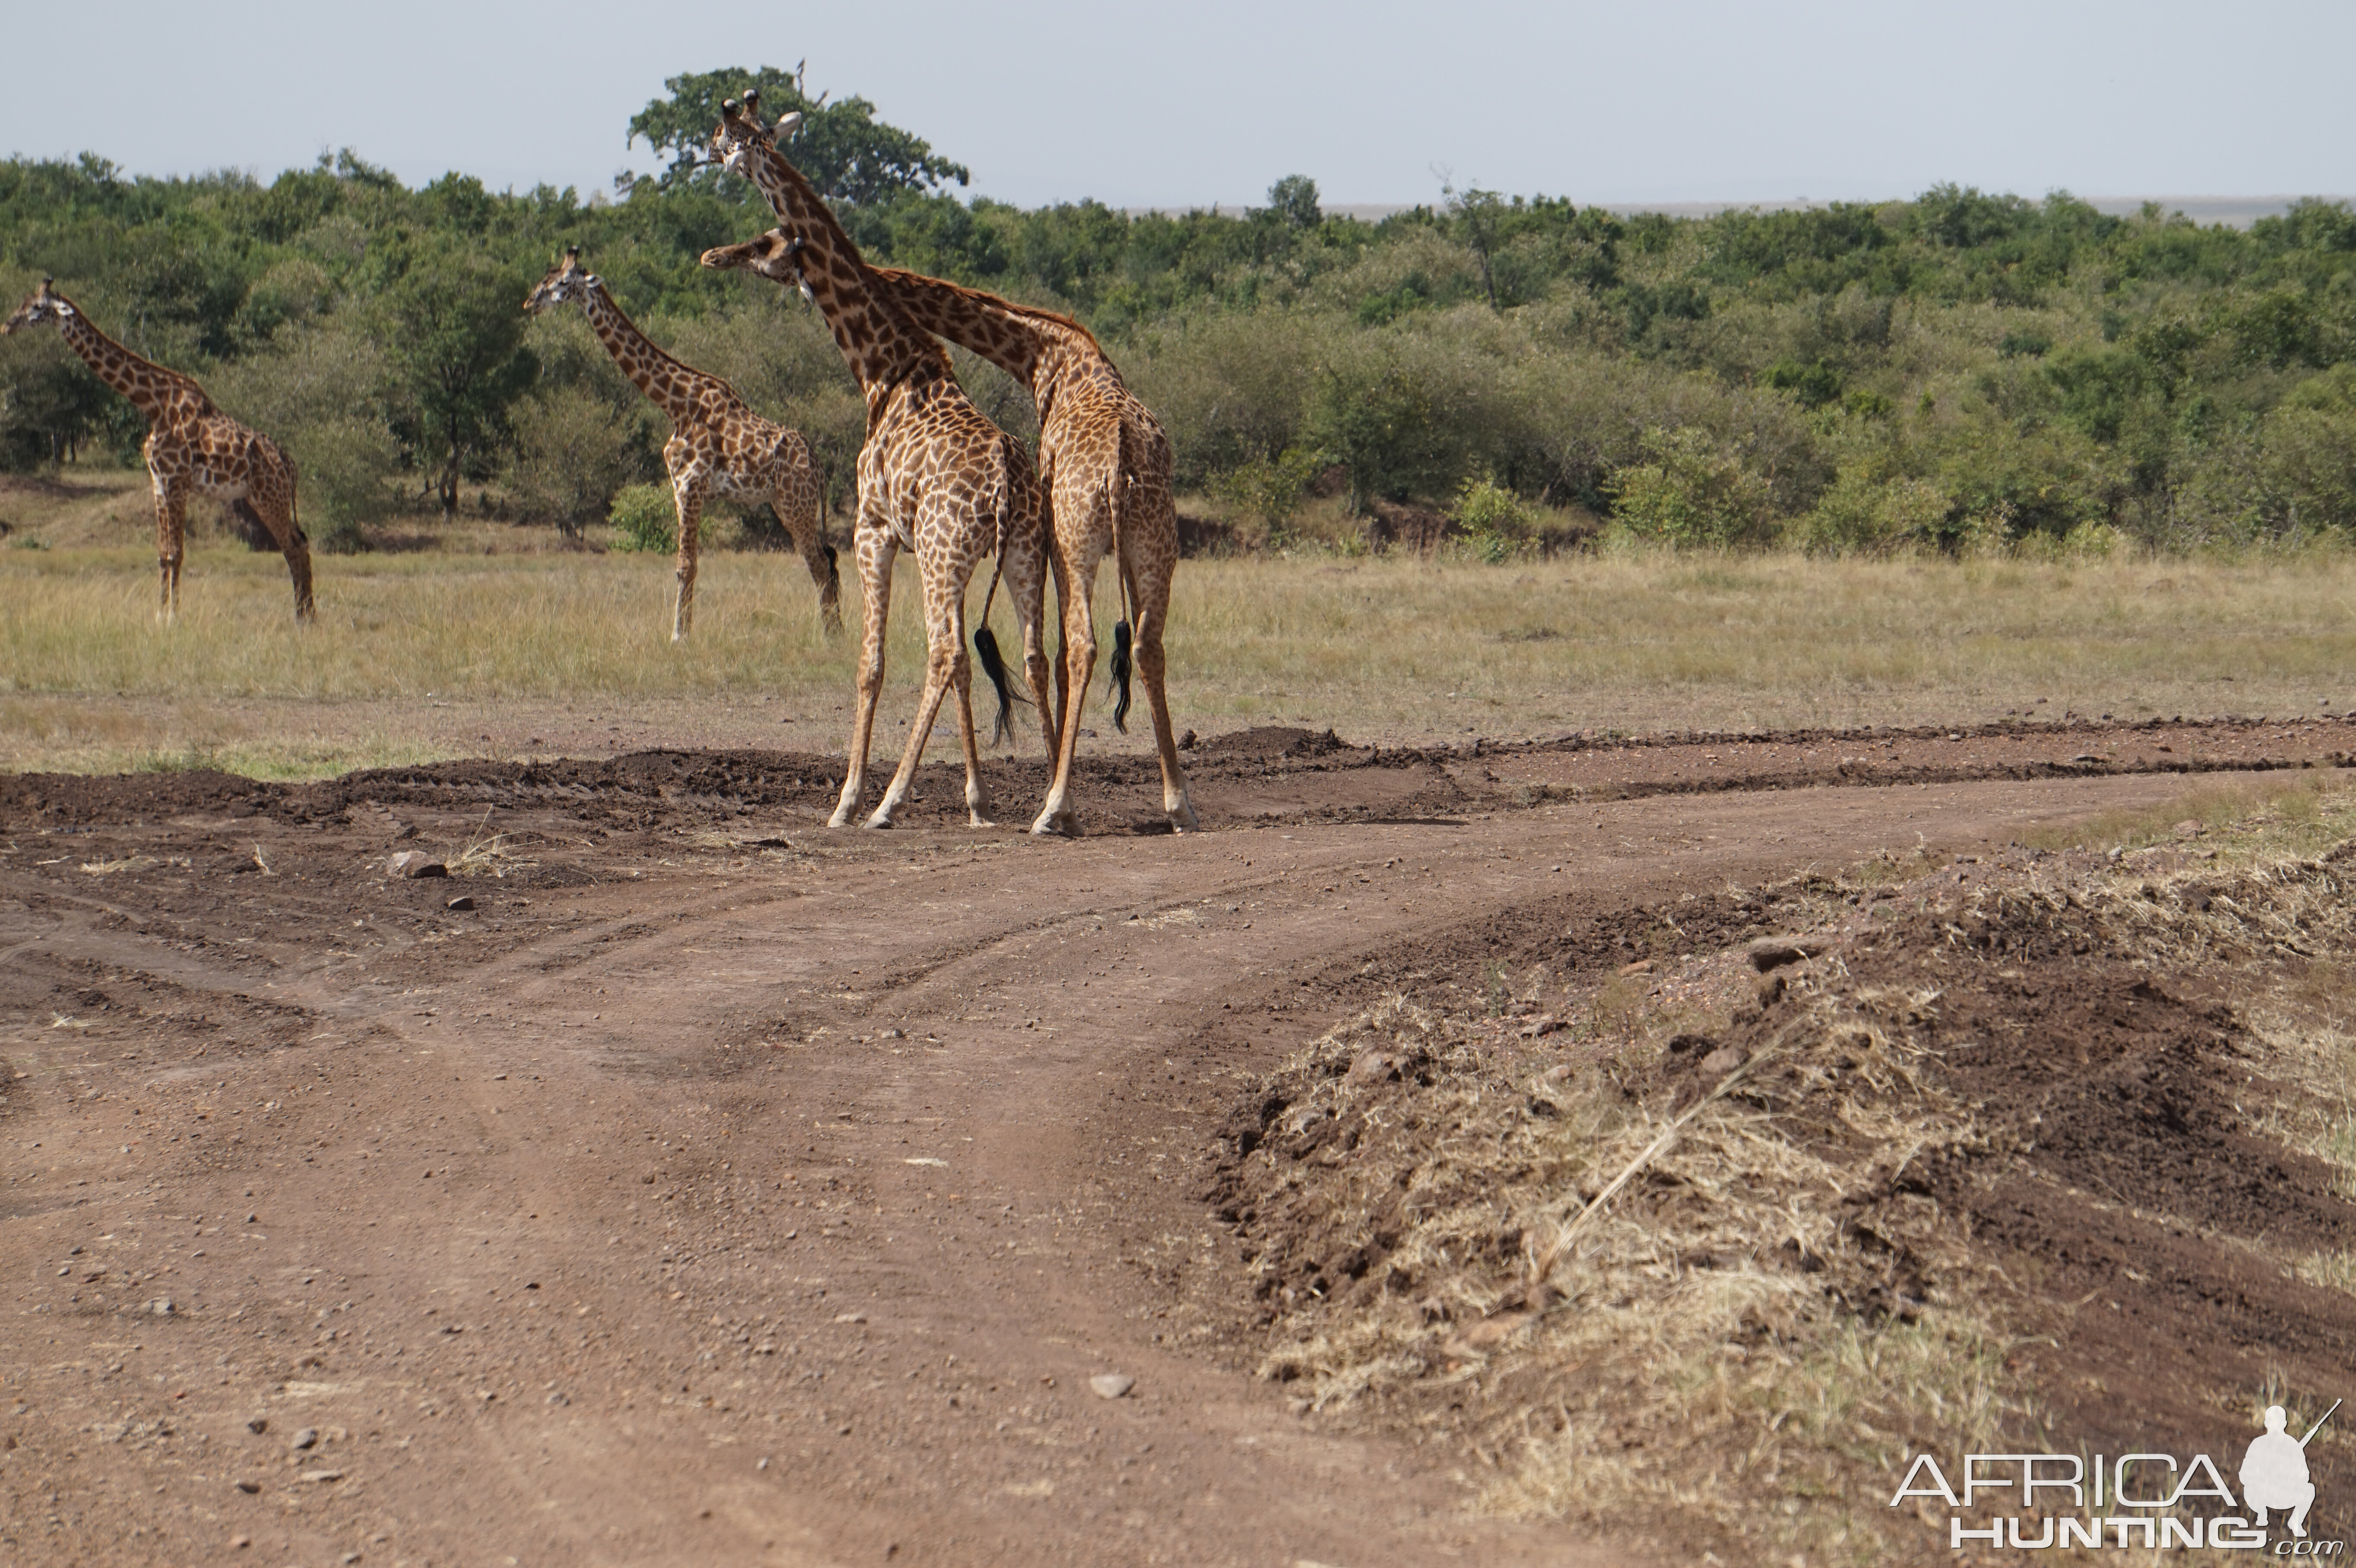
0, 754, 2274, 1565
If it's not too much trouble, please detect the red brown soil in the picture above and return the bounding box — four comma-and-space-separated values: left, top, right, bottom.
0, 723, 2346, 1565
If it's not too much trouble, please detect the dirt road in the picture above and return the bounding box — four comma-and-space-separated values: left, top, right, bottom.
3, 719, 2343, 1566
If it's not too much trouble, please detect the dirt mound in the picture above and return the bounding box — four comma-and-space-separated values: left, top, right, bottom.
1200, 725, 1349, 759
1195, 837, 2356, 1559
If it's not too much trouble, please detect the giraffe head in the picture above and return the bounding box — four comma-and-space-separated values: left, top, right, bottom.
2, 278, 76, 336
522, 248, 598, 316
700, 230, 816, 303
707, 92, 803, 177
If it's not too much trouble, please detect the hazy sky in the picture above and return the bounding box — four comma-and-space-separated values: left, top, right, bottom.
6, 0, 2351, 209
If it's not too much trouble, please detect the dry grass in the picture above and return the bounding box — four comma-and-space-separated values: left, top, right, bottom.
3, 535, 2355, 776
1240, 981, 2017, 1564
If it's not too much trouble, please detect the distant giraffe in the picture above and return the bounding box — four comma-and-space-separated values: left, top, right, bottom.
872, 268, 1198, 835
701, 94, 1057, 830
524, 248, 839, 639
3, 278, 311, 621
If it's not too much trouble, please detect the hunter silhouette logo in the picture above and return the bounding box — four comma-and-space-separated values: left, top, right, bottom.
2245, 1400, 2337, 1539
1891, 1396, 2342, 1552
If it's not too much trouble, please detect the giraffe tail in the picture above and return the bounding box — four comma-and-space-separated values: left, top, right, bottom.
972, 442, 1032, 749
1106, 421, 1135, 734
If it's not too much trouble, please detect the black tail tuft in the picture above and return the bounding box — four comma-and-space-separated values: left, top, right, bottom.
974, 625, 1029, 748
1108, 620, 1134, 734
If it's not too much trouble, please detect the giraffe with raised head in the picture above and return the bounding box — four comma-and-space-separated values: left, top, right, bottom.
699, 94, 1057, 830
3, 278, 312, 621
871, 266, 1199, 835
523, 248, 839, 639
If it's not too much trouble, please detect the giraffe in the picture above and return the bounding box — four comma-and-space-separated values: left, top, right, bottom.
3, 278, 312, 621
523, 248, 839, 639
700, 93, 1057, 830
870, 267, 1199, 835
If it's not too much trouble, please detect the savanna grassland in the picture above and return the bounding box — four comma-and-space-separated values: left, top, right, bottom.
3, 515, 2354, 775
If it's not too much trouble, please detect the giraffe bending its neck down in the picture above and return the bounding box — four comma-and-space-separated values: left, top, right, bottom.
701, 94, 1057, 831
871, 268, 1199, 835
524, 249, 839, 639
3, 278, 312, 621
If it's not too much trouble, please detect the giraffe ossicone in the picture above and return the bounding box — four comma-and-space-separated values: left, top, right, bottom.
522, 247, 839, 639
3, 278, 313, 622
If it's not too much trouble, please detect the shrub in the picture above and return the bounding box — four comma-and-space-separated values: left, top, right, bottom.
206, 317, 402, 550
1449, 476, 1539, 562
609, 483, 677, 553
1127, 311, 1324, 493
1793, 469, 1954, 555
1213, 447, 1322, 537
504, 386, 656, 538
1609, 427, 1780, 547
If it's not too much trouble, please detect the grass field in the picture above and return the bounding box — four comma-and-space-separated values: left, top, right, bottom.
3, 532, 2355, 777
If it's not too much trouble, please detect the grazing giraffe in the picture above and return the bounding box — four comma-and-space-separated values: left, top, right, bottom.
3, 278, 312, 621
871, 267, 1199, 835
700, 94, 1056, 830
523, 248, 839, 639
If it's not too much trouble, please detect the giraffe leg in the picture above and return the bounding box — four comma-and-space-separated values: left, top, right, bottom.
951, 614, 995, 828
1129, 572, 1198, 831
774, 487, 842, 635
828, 526, 896, 829
870, 575, 975, 829
670, 477, 705, 642
1018, 523, 1059, 766
876, 612, 966, 828
151, 476, 186, 623
1031, 552, 1099, 838
241, 492, 314, 623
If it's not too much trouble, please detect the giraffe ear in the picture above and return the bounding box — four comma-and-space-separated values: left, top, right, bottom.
773, 111, 803, 142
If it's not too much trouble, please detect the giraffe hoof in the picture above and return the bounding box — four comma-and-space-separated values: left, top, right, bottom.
1029, 812, 1081, 839
861, 813, 896, 831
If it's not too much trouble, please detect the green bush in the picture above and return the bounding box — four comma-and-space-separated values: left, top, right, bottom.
505, 386, 656, 538
1794, 469, 1954, 555
1449, 476, 1539, 562
1609, 427, 1780, 547
1213, 447, 1321, 536
609, 483, 678, 553
206, 317, 401, 551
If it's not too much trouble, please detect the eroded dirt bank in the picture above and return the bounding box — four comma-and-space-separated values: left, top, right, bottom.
0, 728, 2337, 1565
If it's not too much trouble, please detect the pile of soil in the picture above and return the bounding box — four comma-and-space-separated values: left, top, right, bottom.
1194, 842, 2356, 1555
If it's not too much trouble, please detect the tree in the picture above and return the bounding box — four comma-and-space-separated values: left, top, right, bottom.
376, 242, 536, 518
1263, 175, 1322, 231
1442, 178, 1506, 310
626, 64, 969, 206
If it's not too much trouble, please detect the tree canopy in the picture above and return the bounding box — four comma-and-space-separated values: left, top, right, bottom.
624, 64, 970, 206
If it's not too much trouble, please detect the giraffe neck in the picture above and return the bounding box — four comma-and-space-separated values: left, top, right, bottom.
578, 282, 732, 425
871, 269, 1113, 427
731, 139, 948, 407
56, 309, 206, 424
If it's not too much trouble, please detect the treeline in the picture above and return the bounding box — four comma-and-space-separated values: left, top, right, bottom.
3, 66, 2353, 555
